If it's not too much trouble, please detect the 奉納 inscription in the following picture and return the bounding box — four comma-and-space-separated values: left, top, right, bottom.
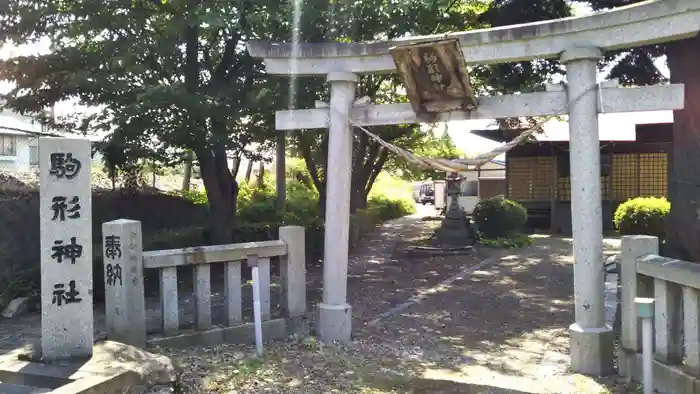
51, 236, 84, 264
49, 152, 82, 179
104, 235, 122, 259
52, 280, 82, 306
104, 235, 123, 287
105, 263, 123, 286
51, 196, 81, 221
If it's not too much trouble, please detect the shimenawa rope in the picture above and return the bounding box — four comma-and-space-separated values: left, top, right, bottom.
331, 81, 601, 172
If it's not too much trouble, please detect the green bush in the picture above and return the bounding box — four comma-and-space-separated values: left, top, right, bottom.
614, 197, 670, 239
158, 174, 414, 261
237, 184, 280, 224
283, 181, 321, 227
366, 194, 416, 221
178, 187, 208, 205
472, 196, 527, 238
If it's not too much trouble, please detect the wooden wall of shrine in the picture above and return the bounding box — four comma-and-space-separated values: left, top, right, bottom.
504, 123, 673, 234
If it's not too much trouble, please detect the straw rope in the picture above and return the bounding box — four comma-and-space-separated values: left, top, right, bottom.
335, 82, 601, 172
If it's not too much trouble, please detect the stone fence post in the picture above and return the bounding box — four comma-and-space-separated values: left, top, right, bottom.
102, 219, 147, 348
619, 235, 658, 375
279, 226, 306, 333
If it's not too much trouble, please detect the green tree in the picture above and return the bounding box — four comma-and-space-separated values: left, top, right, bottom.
286, 0, 490, 213
474, 0, 573, 129
383, 127, 464, 182
0, 0, 290, 243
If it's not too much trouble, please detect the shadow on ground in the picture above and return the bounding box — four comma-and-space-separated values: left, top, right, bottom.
306, 213, 617, 392
370, 376, 538, 393
153, 209, 627, 393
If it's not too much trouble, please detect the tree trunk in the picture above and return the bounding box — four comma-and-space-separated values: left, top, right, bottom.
198, 147, 235, 244
231, 155, 241, 179
245, 159, 254, 183
182, 151, 193, 191
350, 144, 389, 213
300, 142, 327, 215
350, 130, 368, 213
183, 0, 234, 245
666, 33, 700, 261
151, 159, 157, 188
365, 148, 389, 196
257, 161, 265, 187
109, 167, 117, 191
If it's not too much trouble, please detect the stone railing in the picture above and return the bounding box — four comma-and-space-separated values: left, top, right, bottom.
101, 219, 306, 348
619, 235, 700, 393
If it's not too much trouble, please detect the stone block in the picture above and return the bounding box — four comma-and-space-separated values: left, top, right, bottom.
39, 137, 93, 361
102, 219, 147, 348
569, 323, 614, 376
0, 341, 174, 394
279, 226, 306, 318
317, 303, 352, 343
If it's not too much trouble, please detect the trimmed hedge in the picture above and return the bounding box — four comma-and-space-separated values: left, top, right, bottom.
614, 196, 670, 240
472, 196, 527, 238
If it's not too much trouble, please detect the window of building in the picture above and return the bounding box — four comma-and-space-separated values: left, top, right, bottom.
0, 135, 17, 156
462, 180, 478, 197
29, 145, 39, 165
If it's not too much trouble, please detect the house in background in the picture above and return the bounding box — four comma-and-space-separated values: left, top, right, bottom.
472, 121, 672, 234
0, 105, 58, 172
0, 105, 103, 172
448, 158, 506, 214
459, 158, 506, 198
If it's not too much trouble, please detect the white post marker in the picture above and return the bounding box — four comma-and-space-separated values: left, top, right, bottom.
635, 297, 655, 394
248, 255, 264, 357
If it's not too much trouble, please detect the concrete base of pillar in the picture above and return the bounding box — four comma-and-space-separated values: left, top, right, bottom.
317, 303, 352, 343
569, 323, 615, 376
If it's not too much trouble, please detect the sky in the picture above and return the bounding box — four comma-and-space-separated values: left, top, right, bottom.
0, 2, 676, 158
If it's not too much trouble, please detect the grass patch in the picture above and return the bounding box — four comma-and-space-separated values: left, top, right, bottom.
369, 173, 413, 200
479, 233, 532, 249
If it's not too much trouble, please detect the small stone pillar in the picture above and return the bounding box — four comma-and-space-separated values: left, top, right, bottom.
318, 72, 358, 343
561, 47, 614, 375
279, 226, 306, 319
102, 219, 147, 348
39, 137, 93, 360
619, 235, 658, 377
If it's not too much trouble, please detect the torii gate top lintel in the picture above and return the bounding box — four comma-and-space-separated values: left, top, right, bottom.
246, 0, 700, 76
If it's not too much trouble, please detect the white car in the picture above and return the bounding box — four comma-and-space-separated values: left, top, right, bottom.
412, 183, 435, 205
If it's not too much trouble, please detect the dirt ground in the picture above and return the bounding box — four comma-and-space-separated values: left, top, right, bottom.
153, 206, 641, 394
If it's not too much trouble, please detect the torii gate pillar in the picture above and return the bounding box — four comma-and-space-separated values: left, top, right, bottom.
562, 47, 614, 375
318, 72, 358, 342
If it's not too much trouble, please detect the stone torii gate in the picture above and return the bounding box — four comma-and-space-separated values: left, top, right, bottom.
247, 0, 700, 375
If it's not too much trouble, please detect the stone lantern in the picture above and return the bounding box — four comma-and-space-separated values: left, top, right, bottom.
434, 172, 476, 248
